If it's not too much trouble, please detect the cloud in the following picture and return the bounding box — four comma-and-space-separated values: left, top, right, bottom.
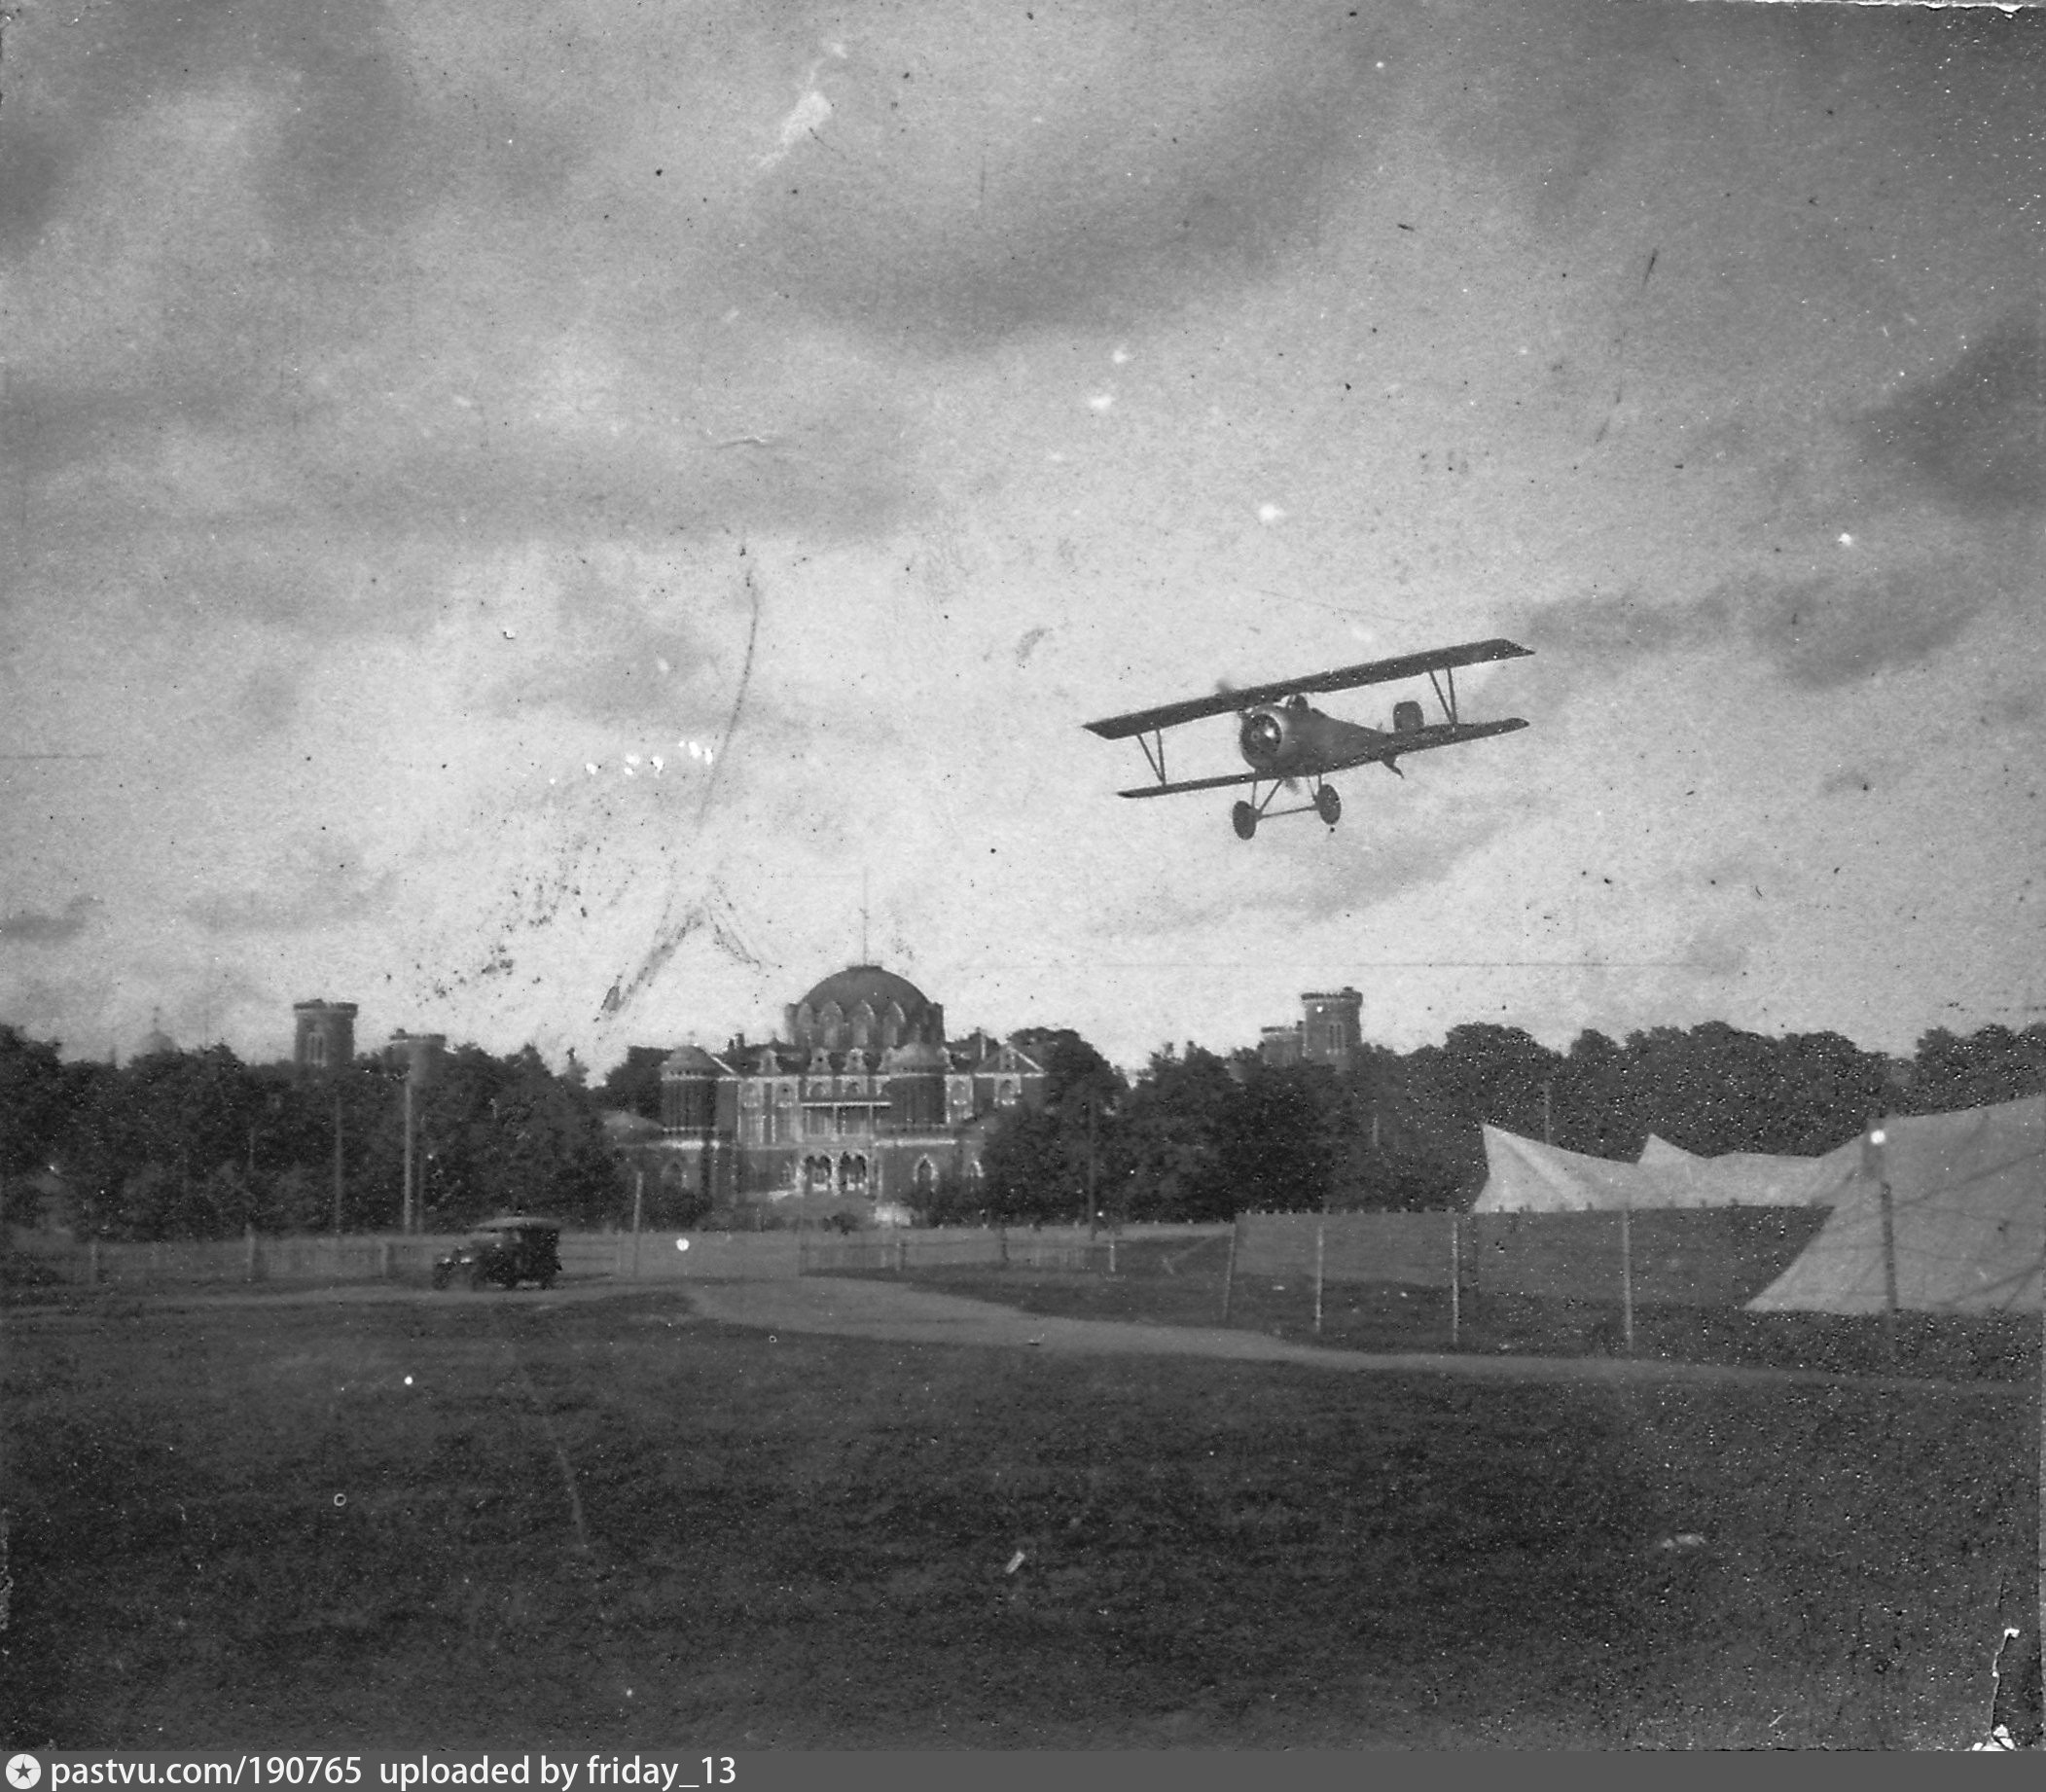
0, 4, 924, 625
0, 895, 103, 947
183, 833, 394, 935
1090, 794, 1521, 939
1739, 559, 2001, 690
1851, 311, 2043, 520
718, 2, 1394, 350
1524, 541, 2024, 696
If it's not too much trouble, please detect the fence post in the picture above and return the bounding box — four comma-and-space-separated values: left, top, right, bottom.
1107, 1236, 1117, 1276
1312, 1220, 1325, 1337
89, 1238, 99, 1286
893, 1232, 906, 1274
245, 1227, 258, 1283
1220, 1215, 1239, 1323
998, 1224, 1008, 1269
380, 1238, 393, 1281
1449, 1214, 1460, 1348
626, 1168, 643, 1282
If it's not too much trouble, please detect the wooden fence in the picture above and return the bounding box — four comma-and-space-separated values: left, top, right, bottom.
1225, 1207, 1831, 1344
5, 1221, 1229, 1288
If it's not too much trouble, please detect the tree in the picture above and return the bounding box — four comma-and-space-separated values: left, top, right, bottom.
903, 1165, 982, 1229
1212, 1061, 1351, 1214
597, 1046, 671, 1122
1906, 1024, 2046, 1115
1116, 1045, 1238, 1221
0, 1025, 70, 1226
978, 1105, 1074, 1225
1550, 1029, 1642, 1161
410, 1045, 621, 1229
1008, 1026, 1128, 1224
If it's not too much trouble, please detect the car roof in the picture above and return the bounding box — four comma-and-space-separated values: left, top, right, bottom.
473, 1214, 563, 1232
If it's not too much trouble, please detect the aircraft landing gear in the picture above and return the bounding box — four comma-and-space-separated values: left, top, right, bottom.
1231, 801, 1258, 840
1314, 786, 1342, 826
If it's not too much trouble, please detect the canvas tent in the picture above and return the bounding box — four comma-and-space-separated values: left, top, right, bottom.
1638, 1135, 1700, 1165
1747, 1095, 2043, 1315
1472, 1126, 1859, 1213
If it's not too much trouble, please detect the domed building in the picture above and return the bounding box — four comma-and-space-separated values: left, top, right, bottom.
644, 964, 1046, 1223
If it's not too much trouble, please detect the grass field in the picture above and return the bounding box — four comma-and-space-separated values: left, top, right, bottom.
879, 1231, 2042, 1383
2, 1279, 2035, 1749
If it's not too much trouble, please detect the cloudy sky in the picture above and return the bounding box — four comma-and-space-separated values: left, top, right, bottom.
1, 0, 2039, 1074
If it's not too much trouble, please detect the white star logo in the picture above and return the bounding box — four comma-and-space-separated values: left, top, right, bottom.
8, 1756, 43, 1789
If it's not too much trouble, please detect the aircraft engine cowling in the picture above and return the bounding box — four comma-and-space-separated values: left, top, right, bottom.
1238, 705, 1297, 771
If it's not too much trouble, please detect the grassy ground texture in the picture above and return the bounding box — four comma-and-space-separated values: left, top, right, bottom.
881, 1231, 2041, 1383
3, 1279, 2033, 1749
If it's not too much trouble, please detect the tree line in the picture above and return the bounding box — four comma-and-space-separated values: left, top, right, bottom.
0, 1032, 621, 1239
958, 1021, 2046, 1228
2, 1017, 2040, 1239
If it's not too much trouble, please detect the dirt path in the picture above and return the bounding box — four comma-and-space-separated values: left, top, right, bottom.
679, 1275, 1953, 1390
13, 1273, 2014, 1393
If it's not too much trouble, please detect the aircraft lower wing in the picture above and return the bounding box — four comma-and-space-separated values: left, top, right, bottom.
1117, 717, 1527, 798
1338, 716, 1528, 762
1119, 769, 1270, 800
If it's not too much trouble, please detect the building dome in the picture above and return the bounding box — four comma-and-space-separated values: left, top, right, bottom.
788, 965, 944, 1054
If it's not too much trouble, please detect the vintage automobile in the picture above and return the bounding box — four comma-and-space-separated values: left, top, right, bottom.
431, 1215, 564, 1291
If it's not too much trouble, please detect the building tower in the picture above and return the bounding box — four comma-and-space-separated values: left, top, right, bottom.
1299, 987, 1362, 1072
1258, 1023, 1305, 1069
293, 1000, 358, 1075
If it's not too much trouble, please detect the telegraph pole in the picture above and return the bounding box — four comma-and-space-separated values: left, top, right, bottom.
1867, 1124, 1899, 1365
1086, 1097, 1098, 1239
402, 1072, 415, 1234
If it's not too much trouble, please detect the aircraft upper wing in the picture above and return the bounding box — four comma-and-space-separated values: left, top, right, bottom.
1083, 637, 1531, 738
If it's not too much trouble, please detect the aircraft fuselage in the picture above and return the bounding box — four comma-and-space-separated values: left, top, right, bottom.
1238, 698, 1389, 777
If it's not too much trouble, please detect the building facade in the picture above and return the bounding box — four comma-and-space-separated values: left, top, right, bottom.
1257, 986, 1363, 1072
293, 1000, 358, 1075
644, 964, 1046, 1222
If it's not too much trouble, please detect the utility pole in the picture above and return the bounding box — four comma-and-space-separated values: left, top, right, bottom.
1086, 1097, 1098, 1239
402, 1071, 415, 1234
1867, 1124, 1899, 1365
332, 1086, 344, 1237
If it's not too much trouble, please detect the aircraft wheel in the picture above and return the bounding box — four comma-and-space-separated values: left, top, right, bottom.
1315, 786, 1342, 826
1231, 801, 1258, 841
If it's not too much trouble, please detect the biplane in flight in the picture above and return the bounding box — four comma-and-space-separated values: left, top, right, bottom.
1083, 636, 1532, 839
